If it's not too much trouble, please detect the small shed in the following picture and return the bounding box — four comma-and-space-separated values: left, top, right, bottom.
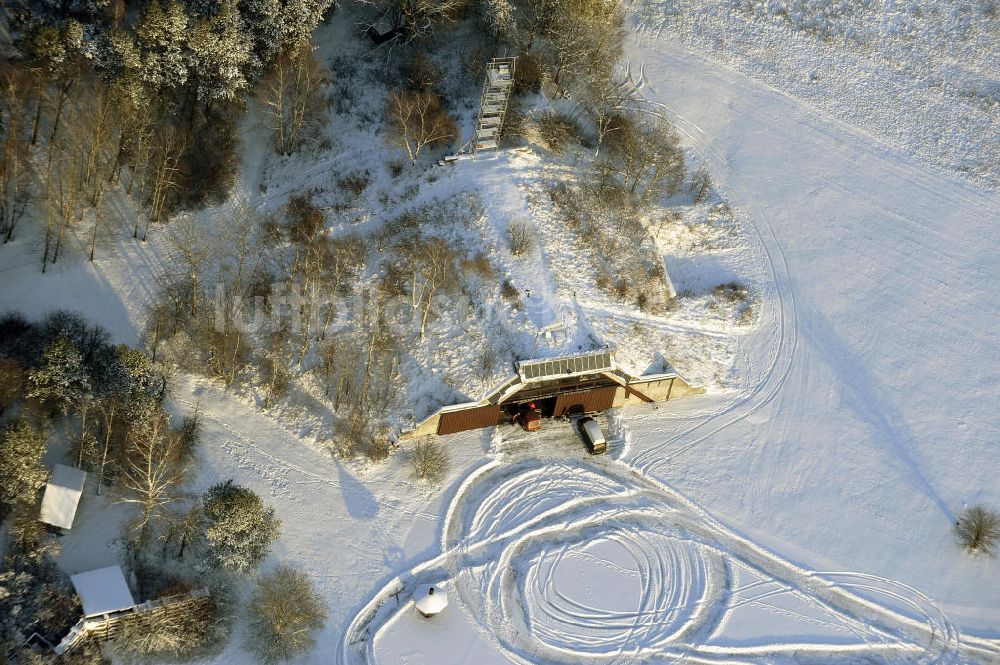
39, 464, 87, 530
70, 566, 136, 617
413, 585, 448, 618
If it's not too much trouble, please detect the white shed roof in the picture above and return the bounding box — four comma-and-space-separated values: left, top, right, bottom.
39, 464, 86, 530
413, 585, 448, 616
70, 566, 135, 617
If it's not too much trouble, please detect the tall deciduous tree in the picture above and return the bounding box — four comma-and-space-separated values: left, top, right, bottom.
260, 40, 327, 155
120, 411, 184, 545
384, 90, 455, 163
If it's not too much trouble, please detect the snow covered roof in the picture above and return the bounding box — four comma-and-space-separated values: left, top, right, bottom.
39, 464, 87, 530
70, 566, 136, 617
517, 350, 616, 382
413, 585, 448, 617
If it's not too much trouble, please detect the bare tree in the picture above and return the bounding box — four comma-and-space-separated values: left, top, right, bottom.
598, 112, 685, 204
384, 90, 456, 163
360, 0, 469, 41
403, 236, 459, 338
0, 67, 33, 244
120, 410, 185, 545
142, 124, 186, 241
260, 40, 327, 155
166, 214, 213, 318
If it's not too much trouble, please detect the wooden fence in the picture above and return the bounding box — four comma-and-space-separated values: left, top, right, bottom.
53, 587, 211, 660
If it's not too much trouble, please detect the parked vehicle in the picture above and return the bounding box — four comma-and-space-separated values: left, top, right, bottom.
577, 416, 606, 454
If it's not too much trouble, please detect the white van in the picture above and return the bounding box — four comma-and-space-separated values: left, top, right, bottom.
577, 417, 607, 455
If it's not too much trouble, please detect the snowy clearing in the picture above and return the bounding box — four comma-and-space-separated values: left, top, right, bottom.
2, 1, 999, 663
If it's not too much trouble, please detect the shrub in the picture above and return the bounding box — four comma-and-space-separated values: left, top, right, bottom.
507, 219, 535, 257
513, 51, 545, 93
409, 437, 449, 485
536, 111, 583, 152
462, 252, 494, 280
712, 281, 748, 303
955, 505, 1000, 556
338, 170, 371, 198
402, 52, 444, 92
246, 565, 327, 665
501, 279, 520, 302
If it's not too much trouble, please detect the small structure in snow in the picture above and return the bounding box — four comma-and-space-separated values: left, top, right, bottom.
39, 464, 87, 530
70, 566, 136, 617
413, 585, 448, 618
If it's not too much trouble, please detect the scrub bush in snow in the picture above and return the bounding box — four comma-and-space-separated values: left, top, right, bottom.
506, 219, 535, 257
409, 437, 449, 485
955, 505, 1000, 557
245, 565, 327, 664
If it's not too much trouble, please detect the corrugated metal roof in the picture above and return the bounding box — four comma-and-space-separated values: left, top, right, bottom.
517, 350, 615, 382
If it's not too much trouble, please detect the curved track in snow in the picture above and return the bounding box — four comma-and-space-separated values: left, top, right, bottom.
341, 459, 992, 664
342, 7, 1000, 662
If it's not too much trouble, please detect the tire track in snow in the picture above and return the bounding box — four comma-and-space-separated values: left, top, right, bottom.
344, 459, 981, 665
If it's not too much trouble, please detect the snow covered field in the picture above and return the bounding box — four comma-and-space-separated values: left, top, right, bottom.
627, 0, 1000, 189
2, 2, 999, 663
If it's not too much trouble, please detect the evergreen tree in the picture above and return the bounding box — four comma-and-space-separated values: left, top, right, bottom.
240, 0, 285, 67
188, 0, 253, 104
136, 0, 191, 93
279, 0, 331, 52
99, 28, 146, 108
0, 420, 48, 519
0, 525, 81, 645
200, 480, 280, 575
27, 337, 91, 416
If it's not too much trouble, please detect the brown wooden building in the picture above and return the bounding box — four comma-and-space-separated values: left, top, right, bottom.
404, 350, 702, 439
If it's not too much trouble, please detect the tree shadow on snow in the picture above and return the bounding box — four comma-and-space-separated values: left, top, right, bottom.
800, 304, 954, 522
335, 461, 380, 521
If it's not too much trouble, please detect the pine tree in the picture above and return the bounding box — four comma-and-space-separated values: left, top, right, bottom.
27, 337, 91, 416
136, 0, 191, 92
0, 420, 48, 519
279, 0, 331, 52
188, 0, 253, 104
200, 480, 280, 575
99, 28, 146, 109
245, 565, 326, 664
241, 0, 285, 67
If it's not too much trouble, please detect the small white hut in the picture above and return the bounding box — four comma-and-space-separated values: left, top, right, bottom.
39, 464, 87, 530
413, 585, 448, 619
70, 566, 136, 618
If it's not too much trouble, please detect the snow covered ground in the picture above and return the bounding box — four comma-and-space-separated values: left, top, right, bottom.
626, 0, 1000, 189
2, 2, 999, 663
